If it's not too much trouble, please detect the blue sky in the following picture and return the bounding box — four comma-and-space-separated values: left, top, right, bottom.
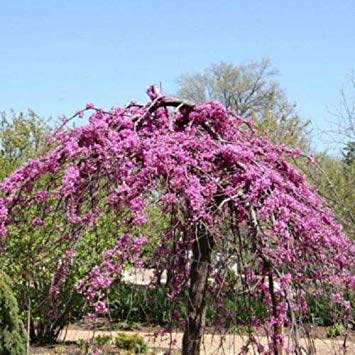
0, 0, 354, 150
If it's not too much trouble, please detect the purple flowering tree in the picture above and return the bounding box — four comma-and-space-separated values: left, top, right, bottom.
0, 86, 354, 354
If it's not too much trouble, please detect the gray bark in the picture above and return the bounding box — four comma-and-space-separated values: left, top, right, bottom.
182, 227, 214, 355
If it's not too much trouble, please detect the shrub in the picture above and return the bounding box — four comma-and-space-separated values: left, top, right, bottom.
94, 334, 112, 346
326, 323, 346, 338
114, 333, 147, 353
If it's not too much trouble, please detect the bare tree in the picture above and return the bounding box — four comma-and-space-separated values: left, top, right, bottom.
307, 72, 355, 236
177, 59, 287, 117
333, 72, 355, 142
176, 59, 310, 149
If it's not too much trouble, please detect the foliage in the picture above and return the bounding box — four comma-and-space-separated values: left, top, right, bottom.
108, 283, 269, 328
94, 334, 112, 346
307, 153, 355, 236
77, 334, 146, 354
0, 86, 353, 354
76, 338, 91, 353
326, 323, 346, 338
109, 285, 177, 326
343, 141, 355, 166
0, 271, 27, 355
0, 110, 49, 179
114, 333, 147, 353
109, 283, 352, 330
0, 111, 116, 343
53, 345, 66, 354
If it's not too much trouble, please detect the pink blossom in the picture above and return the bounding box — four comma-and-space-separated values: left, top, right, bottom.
94, 301, 108, 314
31, 217, 44, 227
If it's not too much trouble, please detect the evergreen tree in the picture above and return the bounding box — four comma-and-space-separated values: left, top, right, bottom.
0, 271, 27, 355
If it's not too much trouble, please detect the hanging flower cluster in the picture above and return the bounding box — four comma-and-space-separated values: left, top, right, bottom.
0, 86, 353, 353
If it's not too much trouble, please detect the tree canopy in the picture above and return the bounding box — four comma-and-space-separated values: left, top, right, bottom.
0, 110, 49, 178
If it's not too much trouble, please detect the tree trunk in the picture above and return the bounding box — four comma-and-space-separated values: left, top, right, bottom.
182, 227, 214, 355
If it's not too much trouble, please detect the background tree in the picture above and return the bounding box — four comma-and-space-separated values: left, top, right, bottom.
306, 73, 355, 236
330, 72, 355, 145
305, 153, 355, 235
343, 141, 355, 166
0, 110, 49, 178
176, 59, 310, 149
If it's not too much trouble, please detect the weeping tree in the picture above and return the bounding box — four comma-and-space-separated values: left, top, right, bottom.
0, 86, 354, 354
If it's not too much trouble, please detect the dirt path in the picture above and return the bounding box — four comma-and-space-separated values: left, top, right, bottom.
57, 328, 355, 354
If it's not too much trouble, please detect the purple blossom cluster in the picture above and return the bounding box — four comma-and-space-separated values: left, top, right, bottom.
75, 234, 147, 315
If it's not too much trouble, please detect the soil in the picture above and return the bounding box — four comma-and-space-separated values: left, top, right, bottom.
30, 322, 355, 354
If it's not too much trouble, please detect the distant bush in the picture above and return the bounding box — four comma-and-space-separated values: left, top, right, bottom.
114, 333, 147, 353
94, 334, 112, 346
326, 323, 346, 338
